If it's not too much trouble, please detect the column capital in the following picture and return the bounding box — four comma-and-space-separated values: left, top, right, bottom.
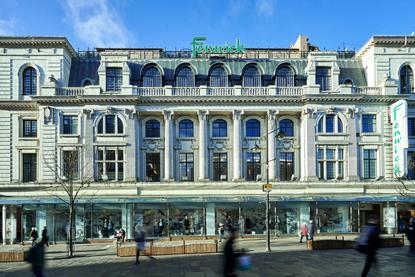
125, 108, 138, 119
197, 110, 209, 121
301, 107, 316, 119
82, 108, 94, 119
232, 110, 244, 120
162, 110, 174, 121
267, 110, 278, 121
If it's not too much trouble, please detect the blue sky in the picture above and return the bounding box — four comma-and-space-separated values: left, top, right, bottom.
0, 0, 414, 51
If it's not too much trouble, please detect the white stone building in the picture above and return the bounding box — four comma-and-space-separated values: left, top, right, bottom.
0, 35, 415, 243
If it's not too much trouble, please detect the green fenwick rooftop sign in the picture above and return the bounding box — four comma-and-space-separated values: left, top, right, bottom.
191, 37, 246, 58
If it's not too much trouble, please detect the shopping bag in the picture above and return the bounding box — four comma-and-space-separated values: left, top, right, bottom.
238, 255, 252, 271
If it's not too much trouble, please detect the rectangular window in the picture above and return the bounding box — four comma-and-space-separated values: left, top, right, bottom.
22, 153, 37, 182
62, 115, 78, 135
62, 150, 79, 180
280, 152, 294, 181
96, 147, 124, 181
408, 118, 415, 137
213, 153, 227, 181
363, 149, 377, 179
317, 147, 344, 180
316, 67, 332, 91
362, 114, 376, 133
146, 153, 160, 182
179, 153, 194, 181
22, 119, 37, 137
105, 67, 122, 91
246, 152, 261, 181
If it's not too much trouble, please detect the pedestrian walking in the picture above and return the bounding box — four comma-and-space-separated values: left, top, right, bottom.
41, 226, 49, 247
299, 222, 308, 243
134, 228, 146, 265
223, 228, 239, 277
307, 220, 314, 241
218, 223, 225, 242
26, 237, 46, 277
356, 216, 381, 277
405, 216, 415, 256
30, 227, 39, 247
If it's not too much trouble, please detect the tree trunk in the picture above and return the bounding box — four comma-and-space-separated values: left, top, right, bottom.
68, 204, 75, 257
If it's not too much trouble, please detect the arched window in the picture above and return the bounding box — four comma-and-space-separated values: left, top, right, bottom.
279, 119, 294, 137
317, 114, 344, 134
83, 79, 92, 86
243, 66, 261, 87
179, 119, 194, 137
212, 119, 227, 137
400, 65, 414, 94
276, 65, 295, 87
246, 119, 261, 137
145, 119, 161, 137
176, 66, 195, 87
97, 115, 124, 134
143, 66, 162, 87
209, 67, 228, 87
23, 67, 37, 95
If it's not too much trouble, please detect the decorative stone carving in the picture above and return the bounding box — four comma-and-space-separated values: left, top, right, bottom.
346, 107, 358, 118
326, 106, 336, 114
43, 106, 54, 124
82, 109, 94, 119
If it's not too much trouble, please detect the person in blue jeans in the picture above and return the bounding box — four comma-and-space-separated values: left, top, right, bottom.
359, 216, 381, 277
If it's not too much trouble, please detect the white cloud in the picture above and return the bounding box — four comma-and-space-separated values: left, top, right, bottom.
63, 0, 132, 48
0, 19, 15, 35
256, 0, 275, 17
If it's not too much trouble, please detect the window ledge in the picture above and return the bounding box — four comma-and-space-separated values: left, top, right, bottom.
96, 134, 126, 137
60, 134, 79, 138
177, 137, 195, 140
211, 137, 228, 140
144, 137, 162, 140
19, 137, 38, 141
316, 133, 348, 136
360, 133, 381, 136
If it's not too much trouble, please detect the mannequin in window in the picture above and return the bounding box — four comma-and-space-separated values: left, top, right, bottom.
184, 216, 190, 235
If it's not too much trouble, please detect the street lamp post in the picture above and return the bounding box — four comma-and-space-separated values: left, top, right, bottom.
254, 117, 286, 252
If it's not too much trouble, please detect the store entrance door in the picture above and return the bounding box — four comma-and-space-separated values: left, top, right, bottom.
360, 203, 381, 227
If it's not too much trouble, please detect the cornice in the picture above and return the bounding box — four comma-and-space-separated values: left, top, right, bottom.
0, 36, 77, 57
26, 94, 407, 106
0, 101, 38, 110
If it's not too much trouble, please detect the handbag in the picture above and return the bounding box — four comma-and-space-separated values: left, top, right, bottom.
238, 255, 252, 271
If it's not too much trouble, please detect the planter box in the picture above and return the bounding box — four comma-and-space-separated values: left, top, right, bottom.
309, 237, 403, 250
0, 251, 24, 262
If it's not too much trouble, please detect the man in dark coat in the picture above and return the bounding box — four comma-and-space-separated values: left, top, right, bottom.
360, 216, 381, 277
30, 227, 39, 247
41, 226, 49, 247
224, 228, 239, 276
405, 216, 415, 255
27, 238, 46, 277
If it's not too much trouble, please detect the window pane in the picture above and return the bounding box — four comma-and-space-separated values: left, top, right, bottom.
325, 115, 334, 133
337, 118, 343, 133
338, 149, 344, 160
179, 119, 193, 137
22, 153, 37, 182
279, 119, 294, 137
213, 153, 227, 181
106, 67, 122, 91
243, 66, 261, 87
209, 67, 228, 87
98, 119, 103, 134
118, 162, 124, 181
326, 149, 335, 160
23, 67, 37, 95
408, 118, 415, 137
146, 153, 160, 182
63, 115, 77, 135
118, 150, 124, 161
246, 152, 261, 181
280, 152, 294, 181
316, 67, 331, 91
97, 150, 104, 160
143, 67, 161, 87
106, 150, 116, 161
146, 120, 160, 137
176, 67, 194, 87
326, 162, 335, 179
317, 148, 324, 160
246, 119, 260, 137
117, 117, 124, 134
106, 162, 116, 180
400, 65, 414, 94
63, 151, 79, 180
212, 119, 227, 137
105, 115, 115, 134
362, 114, 376, 133
338, 161, 344, 179
23, 120, 37, 137
276, 65, 295, 87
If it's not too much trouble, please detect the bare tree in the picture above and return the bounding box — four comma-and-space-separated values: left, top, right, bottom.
43, 147, 94, 257
395, 154, 415, 196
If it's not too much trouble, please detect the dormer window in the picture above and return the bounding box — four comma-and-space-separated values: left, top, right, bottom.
399, 65, 414, 94
243, 66, 261, 87
106, 67, 122, 91
143, 66, 162, 87
316, 66, 331, 91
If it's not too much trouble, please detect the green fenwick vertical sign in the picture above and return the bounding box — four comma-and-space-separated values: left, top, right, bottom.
191, 37, 246, 58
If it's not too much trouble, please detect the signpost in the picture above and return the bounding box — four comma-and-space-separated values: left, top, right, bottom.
391, 99, 408, 178
262, 183, 272, 192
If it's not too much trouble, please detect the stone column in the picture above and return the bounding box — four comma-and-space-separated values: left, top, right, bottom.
125, 109, 137, 182
268, 110, 277, 181
198, 111, 209, 181
300, 108, 318, 181
163, 110, 174, 181
2, 205, 6, 245
83, 109, 95, 180
232, 110, 242, 181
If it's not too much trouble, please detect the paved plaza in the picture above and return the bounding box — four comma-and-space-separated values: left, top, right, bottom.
0, 238, 414, 277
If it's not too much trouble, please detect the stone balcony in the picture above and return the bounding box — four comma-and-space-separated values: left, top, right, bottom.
50, 84, 388, 97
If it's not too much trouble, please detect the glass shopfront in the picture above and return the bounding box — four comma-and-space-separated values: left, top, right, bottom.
215, 204, 239, 233
85, 204, 122, 239
134, 204, 168, 237
240, 203, 266, 235
169, 204, 204, 236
